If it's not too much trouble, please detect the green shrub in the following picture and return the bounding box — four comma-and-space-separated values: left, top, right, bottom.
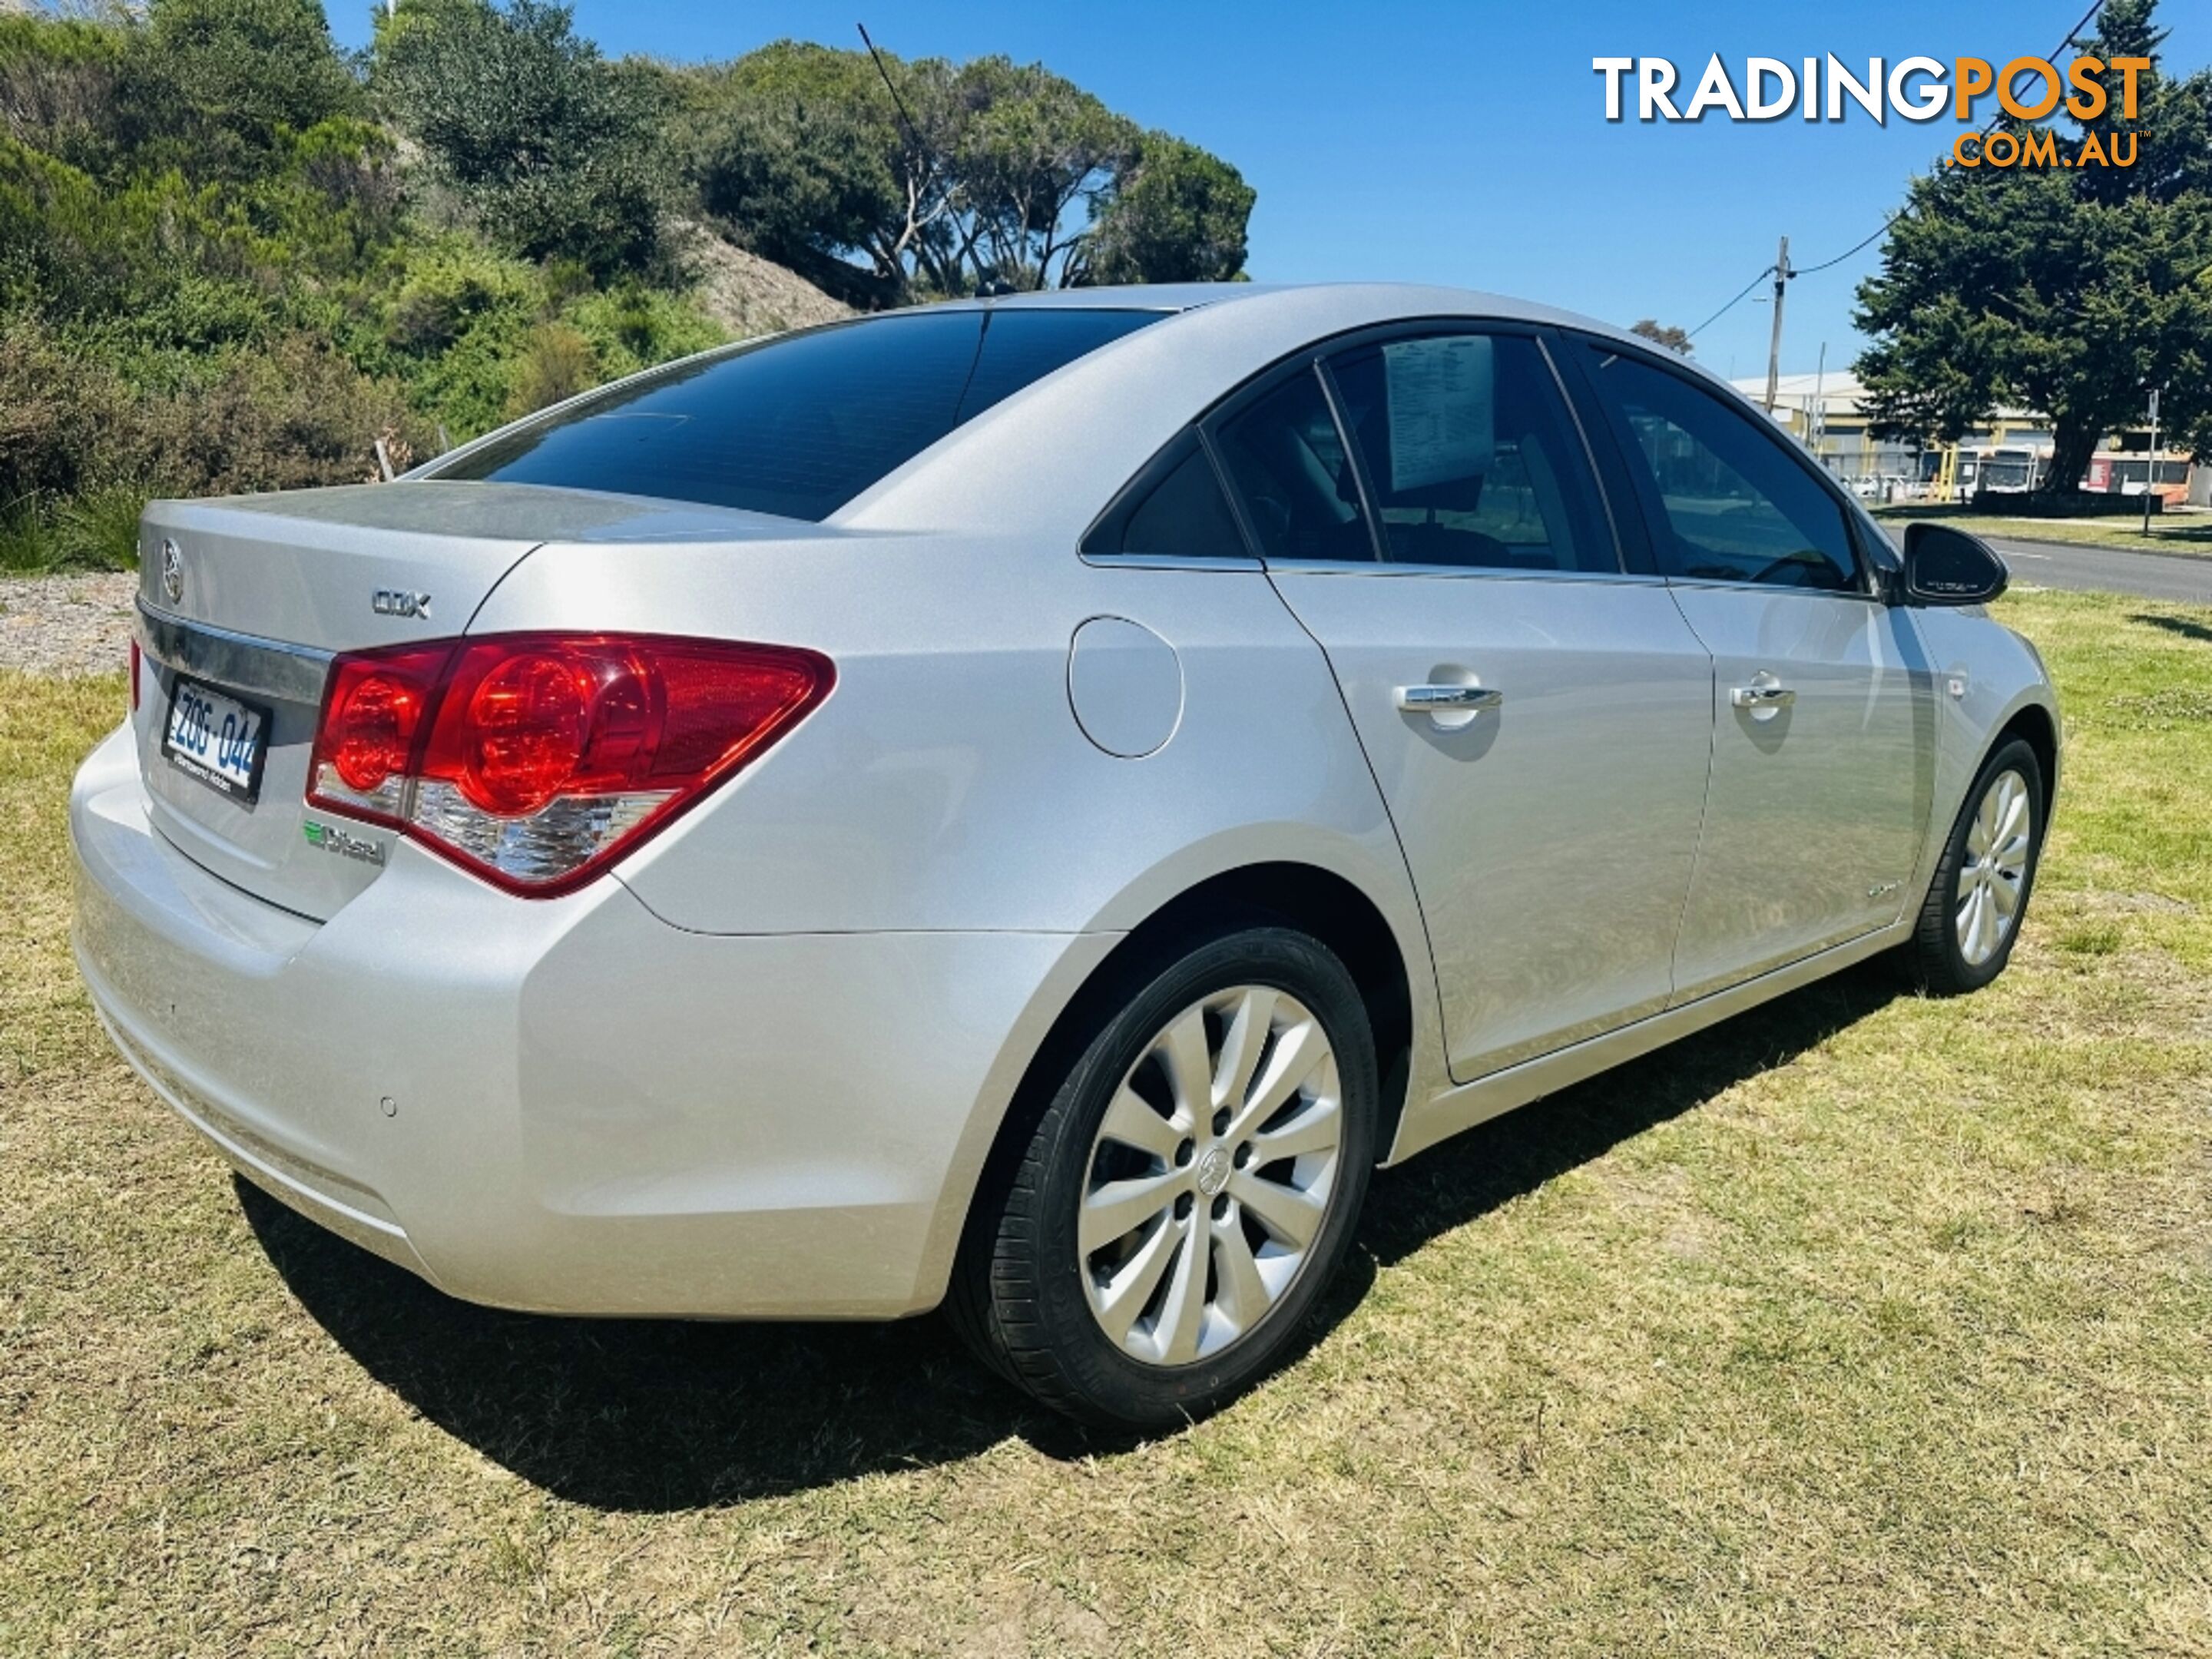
378, 0, 668, 279
561, 284, 723, 379
0, 484, 144, 574
49, 483, 147, 570
505, 322, 596, 418
383, 237, 541, 354
0, 316, 136, 502
374, 237, 545, 437
147, 336, 435, 495
0, 504, 58, 573
0, 14, 129, 175
123, 0, 363, 179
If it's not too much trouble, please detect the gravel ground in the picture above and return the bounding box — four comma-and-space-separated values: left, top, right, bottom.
0, 572, 137, 678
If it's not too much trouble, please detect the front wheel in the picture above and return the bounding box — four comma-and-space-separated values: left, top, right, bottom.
1902, 737, 2046, 995
949, 926, 1378, 1429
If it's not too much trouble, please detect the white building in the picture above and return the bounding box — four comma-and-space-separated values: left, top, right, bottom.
1727, 372, 2054, 500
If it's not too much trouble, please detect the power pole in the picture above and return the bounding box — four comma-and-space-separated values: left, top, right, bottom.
1811, 339, 1828, 469
1763, 235, 1791, 415
2142, 386, 2161, 538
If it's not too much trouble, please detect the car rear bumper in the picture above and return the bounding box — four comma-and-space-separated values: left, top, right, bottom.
71, 721, 1108, 1319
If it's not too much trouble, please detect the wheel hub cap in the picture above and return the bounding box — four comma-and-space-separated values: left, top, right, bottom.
1078, 986, 1343, 1369
1194, 1145, 1233, 1197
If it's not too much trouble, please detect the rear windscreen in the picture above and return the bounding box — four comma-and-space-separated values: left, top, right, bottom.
430, 307, 1166, 521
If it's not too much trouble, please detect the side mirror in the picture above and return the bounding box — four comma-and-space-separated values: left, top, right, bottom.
1901, 522, 2009, 606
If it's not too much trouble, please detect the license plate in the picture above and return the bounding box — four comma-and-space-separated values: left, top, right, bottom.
162, 677, 270, 806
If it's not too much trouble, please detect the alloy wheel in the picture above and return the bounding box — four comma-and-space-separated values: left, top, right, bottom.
1078, 986, 1343, 1368
1955, 767, 2032, 967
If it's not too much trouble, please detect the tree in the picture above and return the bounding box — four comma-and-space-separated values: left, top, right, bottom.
377, 0, 667, 278
943, 55, 1135, 289
1854, 0, 2212, 494
1085, 134, 1253, 285
1628, 318, 1693, 354
684, 40, 1251, 304
122, 0, 361, 176
684, 40, 919, 306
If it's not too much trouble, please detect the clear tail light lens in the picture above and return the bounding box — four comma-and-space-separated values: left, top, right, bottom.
307, 634, 833, 896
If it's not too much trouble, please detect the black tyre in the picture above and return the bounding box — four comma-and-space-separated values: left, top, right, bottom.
1902, 737, 2045, 995
949, 926, 1378, 1429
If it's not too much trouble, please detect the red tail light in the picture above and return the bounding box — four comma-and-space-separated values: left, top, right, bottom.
129, 637, 141, 712
307, 634, 833, 896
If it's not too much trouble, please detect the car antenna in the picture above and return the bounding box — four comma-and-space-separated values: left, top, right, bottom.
859, 24, 980, 296
857, 24, 931, 191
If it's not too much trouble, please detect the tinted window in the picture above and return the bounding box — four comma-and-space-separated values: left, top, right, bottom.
1327, 333, 1615, 572
1114, 440, 1246, 559
1211, 366, 1376, 562
1584, 346, 1859, 591
434, 308, 1164, 522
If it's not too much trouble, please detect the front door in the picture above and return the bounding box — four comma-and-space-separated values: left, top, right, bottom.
1571, 339, 1929, 1000
1210, 328, 1717, 1082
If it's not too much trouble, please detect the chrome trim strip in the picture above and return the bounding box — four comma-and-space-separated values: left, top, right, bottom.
1079, 552, 1267, 573
1661, 575, 1883, 604
1263, 559, 1671, 585
135, 598, 333, 704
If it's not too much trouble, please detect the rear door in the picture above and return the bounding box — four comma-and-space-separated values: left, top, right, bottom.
1215, 326, 1716, 1083
1566, 338, 1929, 1000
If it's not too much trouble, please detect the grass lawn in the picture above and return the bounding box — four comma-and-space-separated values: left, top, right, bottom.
4, 588, 2210, 1656
1874, 504, 2212, 558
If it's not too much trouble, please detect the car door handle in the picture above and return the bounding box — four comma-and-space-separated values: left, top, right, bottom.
1729, 684, 1796, 709
1396, 684, 1504, 714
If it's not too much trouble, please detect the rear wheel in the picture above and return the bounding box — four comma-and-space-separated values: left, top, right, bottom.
950, 926, 1378, 1428
1902, 737, 2045, 995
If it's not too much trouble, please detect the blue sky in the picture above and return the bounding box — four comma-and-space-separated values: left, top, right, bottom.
323, 1, 2211, 383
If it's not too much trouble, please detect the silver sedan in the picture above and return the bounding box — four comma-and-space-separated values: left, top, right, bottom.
72, 284, 2058, 1426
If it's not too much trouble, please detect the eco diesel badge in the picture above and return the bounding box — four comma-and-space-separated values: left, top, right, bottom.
303, 820, 386, 866
373, 588, 432, 620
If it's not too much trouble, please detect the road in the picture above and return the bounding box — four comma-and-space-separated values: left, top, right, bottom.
1983, 537, 2212, 605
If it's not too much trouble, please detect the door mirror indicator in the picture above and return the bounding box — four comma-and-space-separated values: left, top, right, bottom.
1901, 522, 2008, 607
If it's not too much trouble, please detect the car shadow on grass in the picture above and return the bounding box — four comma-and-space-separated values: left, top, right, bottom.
243, 959, 1903, 1512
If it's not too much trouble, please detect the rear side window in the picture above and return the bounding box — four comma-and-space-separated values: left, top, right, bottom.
1326, 333, 1616, 573
432, 308, 1164, 522
1582, 346, 1860, 592
1088, 434, 1248, 560
1211, 367, 1376, 563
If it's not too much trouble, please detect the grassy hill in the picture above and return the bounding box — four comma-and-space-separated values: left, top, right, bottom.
2, 1, 1247, 574
0, 4, 863, 571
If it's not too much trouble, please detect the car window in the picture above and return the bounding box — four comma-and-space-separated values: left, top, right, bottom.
1210, 366, 1377, 563
1582, 346, 1860, 592
1110, 438, 1247, 559
1326, 333, 1615, 573
431, 308, 1165, 522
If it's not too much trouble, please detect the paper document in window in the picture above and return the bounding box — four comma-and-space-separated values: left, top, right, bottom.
1383, 336, 1495, 494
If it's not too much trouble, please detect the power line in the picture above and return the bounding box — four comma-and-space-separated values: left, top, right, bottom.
1793, 215, 1897, 277
1790, 0, 2102, 277
1680, 0, 2108, 335
1687, 264, 1774, 339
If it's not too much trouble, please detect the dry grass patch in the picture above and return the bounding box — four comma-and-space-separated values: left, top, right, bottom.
3, 591, 2210, 1655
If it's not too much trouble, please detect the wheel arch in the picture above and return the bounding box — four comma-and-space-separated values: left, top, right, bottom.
909, 856, 1432, 1313
1993, 699, 2060, 820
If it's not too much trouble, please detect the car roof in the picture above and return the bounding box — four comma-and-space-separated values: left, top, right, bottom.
835, 283, 1693, 537
917, 280, 1618, 336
